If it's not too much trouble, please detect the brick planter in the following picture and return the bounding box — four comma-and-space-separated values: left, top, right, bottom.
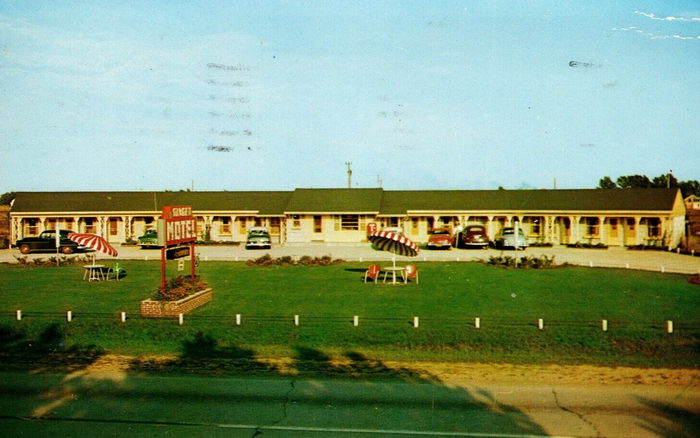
140, 288, 212, 318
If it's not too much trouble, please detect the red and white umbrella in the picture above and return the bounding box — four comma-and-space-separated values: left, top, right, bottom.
368, 231, 419, 265
67, 233, 118, 263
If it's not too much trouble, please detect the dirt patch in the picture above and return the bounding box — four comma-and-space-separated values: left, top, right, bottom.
77, 354, 699, 387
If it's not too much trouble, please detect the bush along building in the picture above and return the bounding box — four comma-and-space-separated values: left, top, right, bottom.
8, 188, 687, 249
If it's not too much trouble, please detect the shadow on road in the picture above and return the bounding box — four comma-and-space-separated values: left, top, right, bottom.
636, 396, 700, 438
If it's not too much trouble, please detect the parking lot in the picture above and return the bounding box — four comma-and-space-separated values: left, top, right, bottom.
3, 242, 700, 275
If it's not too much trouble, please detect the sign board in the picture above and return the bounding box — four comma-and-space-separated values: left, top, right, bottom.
166, 246, 191, 260
157, 205, 197, 247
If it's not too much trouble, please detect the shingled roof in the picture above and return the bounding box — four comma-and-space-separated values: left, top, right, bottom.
379, 188, 681, 215
11, 191, 292, 215
10, 188, 682, 216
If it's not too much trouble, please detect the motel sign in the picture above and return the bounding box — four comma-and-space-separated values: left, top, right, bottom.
157, 205, 197, 247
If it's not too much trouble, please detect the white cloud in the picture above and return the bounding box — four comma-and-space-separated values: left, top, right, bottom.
635, 11, 700, 22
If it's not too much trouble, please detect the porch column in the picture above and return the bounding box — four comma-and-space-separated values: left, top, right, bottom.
486, 216, 494, 240
72, 216, 80, 232
122, 216, 131, 240
11, 217, 21, 243
598, 216, 607, 245
98, 216, 108, 238
569, 216, 579, 243
634, 217, 643, 245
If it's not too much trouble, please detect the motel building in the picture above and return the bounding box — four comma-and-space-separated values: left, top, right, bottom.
8, 188, 687, 249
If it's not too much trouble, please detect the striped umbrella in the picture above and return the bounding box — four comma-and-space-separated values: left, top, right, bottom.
368, 230, 419, 261
67, 233, 118, 263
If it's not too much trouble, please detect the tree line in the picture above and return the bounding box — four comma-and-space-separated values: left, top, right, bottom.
597, 174, 699, 198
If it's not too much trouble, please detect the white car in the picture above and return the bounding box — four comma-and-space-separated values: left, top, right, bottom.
245, 227, 272, 249
495, 227, 528, 249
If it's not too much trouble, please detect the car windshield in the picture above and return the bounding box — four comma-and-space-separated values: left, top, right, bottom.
432, 230, 451, 235
249, 230, 269, 236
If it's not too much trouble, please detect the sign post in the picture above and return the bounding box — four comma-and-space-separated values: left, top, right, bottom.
158, 205, 197, 291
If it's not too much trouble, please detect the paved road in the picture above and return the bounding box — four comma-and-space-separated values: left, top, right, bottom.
3, 243, 700, 274
0, 371, 698, 438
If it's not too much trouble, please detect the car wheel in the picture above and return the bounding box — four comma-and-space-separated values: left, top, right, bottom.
19, 244, 31, 254
61, 246, 74, 254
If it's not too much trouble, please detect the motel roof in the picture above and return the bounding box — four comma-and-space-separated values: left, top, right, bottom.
10, 188, 683, 216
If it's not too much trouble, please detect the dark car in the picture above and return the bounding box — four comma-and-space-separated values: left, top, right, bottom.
15, 229, 81, 254
457, 225, 490, 249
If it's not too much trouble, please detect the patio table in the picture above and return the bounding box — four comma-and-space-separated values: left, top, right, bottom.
382, 266, 406, 285
83, 265, 110, 282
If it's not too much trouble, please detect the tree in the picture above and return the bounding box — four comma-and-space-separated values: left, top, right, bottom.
616, 175, 652, 189
651, 173, 678, 188
597, 176, 616, 189
0, 191, 16, 206
678, 180, 700, 198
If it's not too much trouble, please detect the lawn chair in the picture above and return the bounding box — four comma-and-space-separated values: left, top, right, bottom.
364, 264, 381, 283
404, 264, 418, 284
111, 262, 126, 281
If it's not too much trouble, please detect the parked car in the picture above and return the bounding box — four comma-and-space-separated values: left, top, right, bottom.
245, 226, 271, 249
427, 227, 454, 250
137, 229, 160, 249
457, 225, 490, 249
15, 229, 82, 254
494, 227, 529, 249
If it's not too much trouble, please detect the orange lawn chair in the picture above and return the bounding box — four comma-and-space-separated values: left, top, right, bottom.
404, 264, 419, 284
364, 264, 381, 283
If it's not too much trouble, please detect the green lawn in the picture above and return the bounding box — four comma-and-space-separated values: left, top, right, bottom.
1, 260, 699, 367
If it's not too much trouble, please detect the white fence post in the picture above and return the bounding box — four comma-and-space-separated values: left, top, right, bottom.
294, 314, 300, 326
413, 316, 419, 328
353, 315, 359, 327
16, 310, 21, 321
235, 314, 241, 326
538, 318, 544, 330
474, 317, 480, 329
66, 311, 72, 322
120, 312, 126, 323
178, 313, 184, 326
602, 319, 608, 332
666, 320, 673, 334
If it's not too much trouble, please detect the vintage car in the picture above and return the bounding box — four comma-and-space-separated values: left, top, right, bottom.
457, 225, 490, 249
245, 226, 272, 249
137, 229, 160, 249
427, 227, 454, 250
15, 229, 82, 254
494, 227, 529, 249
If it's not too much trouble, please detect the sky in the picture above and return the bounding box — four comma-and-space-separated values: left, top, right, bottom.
1, 0, 699, 193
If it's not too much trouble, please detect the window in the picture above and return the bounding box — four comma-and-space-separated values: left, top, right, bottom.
314, 216, 322, 233
239, 218, 247, 234
411, 217, 419, 233
219, 217, 231, 235
292, 215, 301, 230
387, 217, 399, 227
270, 218, 281, 234
648, 218, 661, 237
585, 218, 599, 237
64, 218, 74, 230
25, 219, 39, 236
341, 215, 359, 231
84, 218, 96, 234
46, 219, 57, 230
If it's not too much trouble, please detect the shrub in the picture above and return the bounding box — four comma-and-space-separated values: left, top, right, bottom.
12, 255, 91, 267
155, 275, 208, 301
246, 254, 344, 267
487, 255, 556, 269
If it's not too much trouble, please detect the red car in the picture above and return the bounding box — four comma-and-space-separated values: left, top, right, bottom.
427, 227, 454, 250
457, 225, 490, 249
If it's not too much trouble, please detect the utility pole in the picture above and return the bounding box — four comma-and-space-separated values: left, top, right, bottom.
345, 161, 352, 188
